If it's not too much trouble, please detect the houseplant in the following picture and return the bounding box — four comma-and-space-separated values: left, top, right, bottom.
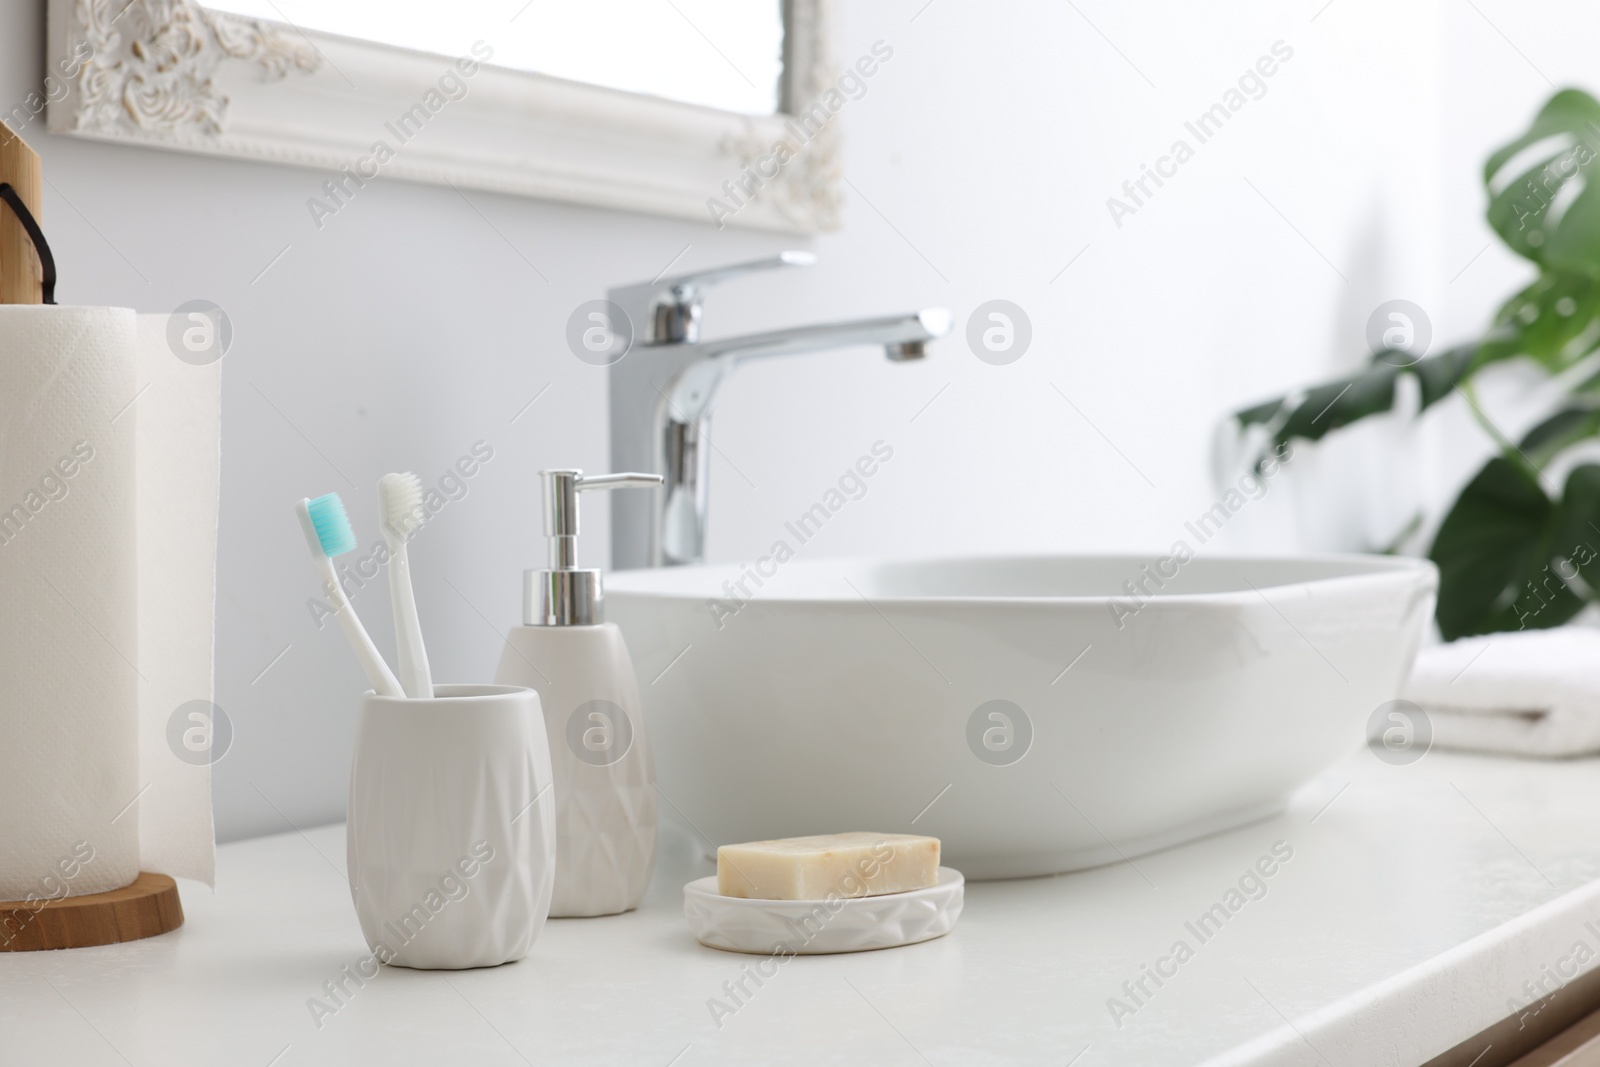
1235, 88, 1600, 640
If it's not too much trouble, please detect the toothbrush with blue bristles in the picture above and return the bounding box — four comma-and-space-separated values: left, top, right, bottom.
297, 492, 404, 697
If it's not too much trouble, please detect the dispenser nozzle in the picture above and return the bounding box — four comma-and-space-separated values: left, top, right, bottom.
530, 469, 663, 626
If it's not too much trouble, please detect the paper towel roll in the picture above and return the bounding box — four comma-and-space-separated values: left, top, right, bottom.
0, 305, 140, 899
0, 306, 219, 902
133, 312, 219, 889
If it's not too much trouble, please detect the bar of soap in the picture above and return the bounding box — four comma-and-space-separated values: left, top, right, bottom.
716, 832, 940, 900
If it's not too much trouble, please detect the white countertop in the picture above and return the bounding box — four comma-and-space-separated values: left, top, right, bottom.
7, 749, 1600, 1067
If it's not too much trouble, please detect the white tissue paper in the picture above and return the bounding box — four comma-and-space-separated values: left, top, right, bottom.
0, 305, 219, 901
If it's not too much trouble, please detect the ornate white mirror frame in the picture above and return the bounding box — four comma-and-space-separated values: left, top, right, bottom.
44, 0, 840, 233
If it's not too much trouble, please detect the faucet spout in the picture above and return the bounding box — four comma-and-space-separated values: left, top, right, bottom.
664, 309, 952, 424
606, 254, 949, 571
703, 308, 951, 363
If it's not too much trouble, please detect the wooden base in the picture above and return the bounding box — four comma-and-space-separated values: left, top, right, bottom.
0, 873, 183, 951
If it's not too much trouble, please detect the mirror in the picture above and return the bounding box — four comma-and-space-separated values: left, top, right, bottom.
46, 0, 836, 232
203, 0, 787, 116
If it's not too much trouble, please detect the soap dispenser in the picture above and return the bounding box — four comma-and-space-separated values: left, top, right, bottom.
495, 469, 662, 917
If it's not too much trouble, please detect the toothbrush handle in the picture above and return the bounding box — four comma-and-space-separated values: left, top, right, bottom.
321, 559, 404, 697
387, 543, 434, 699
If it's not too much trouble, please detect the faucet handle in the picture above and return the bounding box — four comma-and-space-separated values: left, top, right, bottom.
609, 251, 816, 345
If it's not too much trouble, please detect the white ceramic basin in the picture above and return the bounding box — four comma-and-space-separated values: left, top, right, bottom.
607, 554, 1436, 880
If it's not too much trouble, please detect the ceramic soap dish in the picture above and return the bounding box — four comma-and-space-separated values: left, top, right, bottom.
683, 867, 964, 955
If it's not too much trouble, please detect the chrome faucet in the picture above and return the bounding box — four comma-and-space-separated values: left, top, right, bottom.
607, 252, 950, 570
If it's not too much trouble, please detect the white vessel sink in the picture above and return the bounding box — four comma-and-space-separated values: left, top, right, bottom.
607, 554, 1435, 880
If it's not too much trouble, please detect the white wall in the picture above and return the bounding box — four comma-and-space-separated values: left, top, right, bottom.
2, 0, 1473, 841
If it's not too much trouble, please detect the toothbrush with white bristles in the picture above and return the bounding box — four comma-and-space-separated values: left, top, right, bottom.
379, 472, 433, 699
296, 492, 404, 698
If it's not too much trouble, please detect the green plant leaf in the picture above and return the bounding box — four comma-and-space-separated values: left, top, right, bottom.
1485, 272, 1600, 371
1411, 344, 1481, 407
1231, 344, 1478, 454
1235, 397, 1285, 428
1428, 456, 1580, 638
1519, 404, 1600, 466
1547, 463, 1600, 591
1274, 365, 1398, 442
1484, 88, 1600, 275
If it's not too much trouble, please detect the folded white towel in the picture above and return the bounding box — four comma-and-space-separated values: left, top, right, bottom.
1402, 627, 1600, 758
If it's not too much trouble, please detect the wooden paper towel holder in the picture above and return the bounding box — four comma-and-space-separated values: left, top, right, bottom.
0, 874, 184, 951
0, 121, 52, 305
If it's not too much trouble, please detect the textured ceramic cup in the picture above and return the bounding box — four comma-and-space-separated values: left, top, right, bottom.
347, 684, 555, 969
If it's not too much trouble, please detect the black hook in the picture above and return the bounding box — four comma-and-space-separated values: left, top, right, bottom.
0, 182, 56, 304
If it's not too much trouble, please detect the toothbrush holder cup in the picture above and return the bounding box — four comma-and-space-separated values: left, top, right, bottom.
346, 684, 556, 969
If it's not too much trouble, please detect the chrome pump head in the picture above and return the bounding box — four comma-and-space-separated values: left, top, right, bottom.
526, 469, 663, 626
